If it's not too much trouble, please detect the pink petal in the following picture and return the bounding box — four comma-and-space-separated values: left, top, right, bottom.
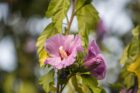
89, 40, 100, 55
84, 53, 106, 80
85, 40, 101, 61
61, 49, 77, 68
45, 34, 64, 57
44, 34, 83, 69
63, 35, 74, 52
69, 35, 83, 52
45, 57, 61, 67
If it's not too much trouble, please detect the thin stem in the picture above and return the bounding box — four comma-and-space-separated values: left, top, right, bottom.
56, 82, 60, 93
60, 83, 66, 93
59, 84, 64, 93
66, 14, 69, 23
54, 69, 58, 88
66, 0, 77, 35
54, 69, 60, 93
59, 74, 75, 93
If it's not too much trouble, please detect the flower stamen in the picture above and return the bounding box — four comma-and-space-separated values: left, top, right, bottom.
59, 46, 68, 59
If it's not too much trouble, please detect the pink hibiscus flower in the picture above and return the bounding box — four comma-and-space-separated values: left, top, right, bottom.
84, 40, 106, 80
44, 34, 83, 69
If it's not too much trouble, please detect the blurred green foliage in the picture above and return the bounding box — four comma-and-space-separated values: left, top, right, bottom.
0, 0, 140, 93
0, 0, 51, 93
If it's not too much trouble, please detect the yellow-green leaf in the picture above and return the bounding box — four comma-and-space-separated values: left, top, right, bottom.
120, 25, 140, 64
76, 0, 99, 47
120, 45, 129, 64
39, 70, 54, 93
76, 0, 99, 30
67, 74, 103, 93
132, 25, 140, 37
46, 0, 70, 33
127, 55, 140, 89
39, 48, 48, 67
81, 75, 102, 93
119, 25, 140, 90
36, 23, 58, 67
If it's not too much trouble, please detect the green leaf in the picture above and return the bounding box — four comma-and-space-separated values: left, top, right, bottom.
127, 55, 140, 89
68, 75, 91, 93
120, 45, 129, 64
76, 0, 99, 47
119, 25, 140, 90
39, 70, 55, 93
132, 25, 140, 37
67, 74, 103, 93
81, 75, 102, 93
119, 64, 135, 89
120, 25, 140, 64
46, 0, 70, 33
80, 25, 89, 48
124, 73, 135, 89
36, 23, 58, 67
76, 52, 85, 65
109, 83, 123, 92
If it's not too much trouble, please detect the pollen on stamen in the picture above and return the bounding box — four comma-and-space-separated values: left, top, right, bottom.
59, 46, 68, 59
59, 46, 63, 51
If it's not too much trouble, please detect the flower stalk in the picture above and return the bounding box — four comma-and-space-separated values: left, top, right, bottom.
66, 0, 77, 35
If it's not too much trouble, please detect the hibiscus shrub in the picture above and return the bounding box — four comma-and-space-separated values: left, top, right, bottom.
36, 0, 140, 93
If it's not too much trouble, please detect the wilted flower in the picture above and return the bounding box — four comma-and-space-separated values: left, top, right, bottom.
44, 34, 83, 69
84, 40, 106, 80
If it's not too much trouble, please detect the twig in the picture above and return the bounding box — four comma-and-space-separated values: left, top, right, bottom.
66, 0, 77, 35
59, 73, 75, 93
54, 69, 60, 93
66, 14, 69, 23
56, 82, 60, 93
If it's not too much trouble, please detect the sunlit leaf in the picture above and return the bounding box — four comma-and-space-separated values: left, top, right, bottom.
132, 25, 140, 37
120, 25, 140, 64
119, 63, 135, 89
76, 0, 99, 47
81, 75, 102, 93
68, 75, 91, 93
76, 52, 85, 65
46, 0, 70, 33
39, 70, 55, 93
120, 39, 140, 64
38, 48, 48, 67
119, 25, 140, 90
80, 24, 89, 48
120, 45, 129, 64
36, 23, 58, 67
124, 72, 135, 89
70, 76, 86, 93
127, 56, 140, 89
67, 74, 103, 93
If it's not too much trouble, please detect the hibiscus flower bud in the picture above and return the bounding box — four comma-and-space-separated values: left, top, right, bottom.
84, 40, 106, 80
